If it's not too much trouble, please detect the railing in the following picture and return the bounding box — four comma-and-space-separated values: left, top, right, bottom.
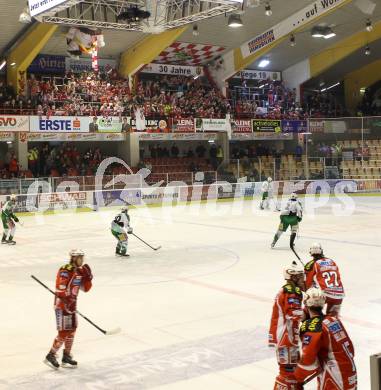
0, 171, 219, 195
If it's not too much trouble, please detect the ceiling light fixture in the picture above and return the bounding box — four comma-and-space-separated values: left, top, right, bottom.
311, 26, 336, 39
366, 19, 373, 32
0, 60, 6, 71
365, 45, 371, 55
19, 6, 31, 24
258, 59, 270, 68
290, 34, 296, 47
228, 14, 243, 28
321, 82, 340, 92
192, 24, 199, 36
265, 3, 272, 16
323, 30, 336, 39
10, 62, 16, 66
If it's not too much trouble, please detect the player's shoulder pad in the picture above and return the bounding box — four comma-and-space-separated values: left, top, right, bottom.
282, 284, 303, 296
300, 316, 323, 334
304, 259, 315, 271
61, 263, 74, 271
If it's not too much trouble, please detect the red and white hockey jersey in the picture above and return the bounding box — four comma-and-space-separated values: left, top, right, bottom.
54, 263, 92, 313
304, 257, 345, 300
269, 283, 304, 348
294, 315, 357, 389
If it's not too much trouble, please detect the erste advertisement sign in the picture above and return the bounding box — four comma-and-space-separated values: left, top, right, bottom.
30, 116, 90, 133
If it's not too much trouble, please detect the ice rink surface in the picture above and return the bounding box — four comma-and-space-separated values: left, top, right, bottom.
1, 195, 380, 389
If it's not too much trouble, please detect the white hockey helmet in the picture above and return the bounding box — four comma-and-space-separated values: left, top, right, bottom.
121, 206, 129, 213
304, 287, 326, 308
309, 242, 323, 256
290, 193, 298, 200
69, 249, 84, 257
283, 261, 304, 280
10, 194, 17, 201
267, 177, 273, 182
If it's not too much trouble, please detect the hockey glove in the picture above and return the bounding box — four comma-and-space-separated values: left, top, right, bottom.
80, 264, 93, 281
13, 215, 19, 223
297, 217, 302, 222
127, 227, 133, 234
65, 297, 77, 313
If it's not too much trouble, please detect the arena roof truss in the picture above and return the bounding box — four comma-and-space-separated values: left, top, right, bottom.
34, 0, 241, 32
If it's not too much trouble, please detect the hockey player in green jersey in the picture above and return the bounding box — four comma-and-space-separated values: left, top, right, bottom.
111, 206, 133, 257
1, 194, 20, 245
271, 193, 303, 250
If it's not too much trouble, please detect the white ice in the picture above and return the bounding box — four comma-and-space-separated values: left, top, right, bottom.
0, 195, 380, 389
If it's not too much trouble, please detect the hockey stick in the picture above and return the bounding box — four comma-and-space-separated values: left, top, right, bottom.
303, 370, 319, 385
291, 246, 305, 267
132, 233, 161, 251
31, 275, 121, 336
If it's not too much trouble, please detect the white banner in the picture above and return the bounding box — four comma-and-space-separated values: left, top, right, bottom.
141, 63, 204, 77
28, 0, 67, 17
241, 0, 348, 58
25, 132, 124, 142
139, 132, 216, 141
232, 132, 293, 140
233, 70, 281, 81
195, 118, 228, 132
0, 116, 29, 132
0, 132, 15, 142
30, 116, 90, 133
65, 57, 117, 73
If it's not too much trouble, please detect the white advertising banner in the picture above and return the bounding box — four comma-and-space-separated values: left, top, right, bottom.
139, 132, 216, 141
25, 132, 125, 142
65, 57, 117, 73
241, 0, 348, 58
141, 63, 204, 77
30, 116, 90, 133
195, 118, 228, 132
232, 132, 293, 141
233, 70, 281, 81
28, 0, 68, 17
0, 116, 29, 132
0, 132, 15, 142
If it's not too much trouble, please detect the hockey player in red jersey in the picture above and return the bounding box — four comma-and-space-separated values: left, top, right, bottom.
45, 249, 93, 369
294, 288, 357, 390
269, 261, 305, 390
304, 243, 344, 316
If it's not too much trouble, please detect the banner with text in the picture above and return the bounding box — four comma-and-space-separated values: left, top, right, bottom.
195, 118, 228, 132
0, 116, 29, 132
28, 0, 67, 17
139, 132, 216, 141
66, 57, 117, 73
129, 118, 169, 132
172, 118, 195, 133
30, 116, 90, 133
231, 119, 252, 133
281, 120, 308, 133
29, 54, 66, 74
141, 63, 204, 78
252, 119, 281, 132
24, 132, 125, 142
241, 0, 348, 58
232, 70, 281, 81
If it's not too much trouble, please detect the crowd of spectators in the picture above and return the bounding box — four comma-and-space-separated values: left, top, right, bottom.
357, 88, 381, 116
231, 79, 307, 119
0, 143, 123, 179
303, 91, 347, 118
0, 71, 230, 119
